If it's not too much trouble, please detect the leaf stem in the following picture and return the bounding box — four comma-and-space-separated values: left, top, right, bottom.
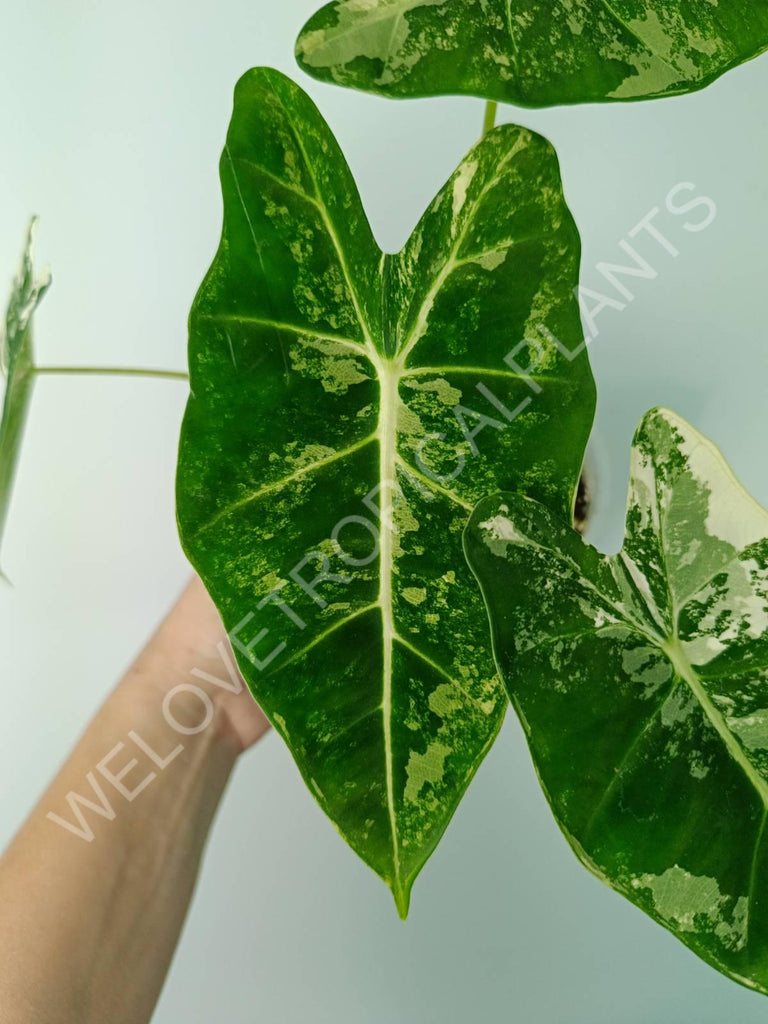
482, 101, 498, 137
34, 366, 188, 381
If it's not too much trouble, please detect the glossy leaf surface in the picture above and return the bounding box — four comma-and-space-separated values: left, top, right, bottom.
176, 68, 595, 914
0, 221, 50, 579
466, 408, 768, 992
296, 1, 768, 107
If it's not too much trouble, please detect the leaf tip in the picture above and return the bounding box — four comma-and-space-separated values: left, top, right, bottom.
2, 216, 51, 376
392, 880, 411, 920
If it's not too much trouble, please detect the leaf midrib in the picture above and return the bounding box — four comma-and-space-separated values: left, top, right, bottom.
537, 535, 768, 826
581, 621, 768, 856
650, 447, 768, 806
377, 357, 403, 905
663, 636, 768, 809
221, 94, 556, 903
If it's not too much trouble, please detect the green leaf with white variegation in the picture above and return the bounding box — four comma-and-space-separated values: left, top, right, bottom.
296, 0, 768, 107
0, 220, 50, 579
465, 407, 768, 993
176, 67, 595, 915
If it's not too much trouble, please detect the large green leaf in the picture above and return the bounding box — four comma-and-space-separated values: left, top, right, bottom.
176, 67, 595, 914
0, 220, 50, 580
465, 407, 768, 992
296, 1, 768, 107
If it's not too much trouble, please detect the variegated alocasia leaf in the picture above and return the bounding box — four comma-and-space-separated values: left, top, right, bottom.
176, 67, 595, 915
465, 407, 768, 992
296, 1, 768, 107
0, 220, 50, 580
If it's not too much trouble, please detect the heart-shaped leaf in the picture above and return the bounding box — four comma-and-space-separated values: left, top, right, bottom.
296, 1, 768, 107
0, 220, 50, 580
465, 407, 768, 992
176, 68, 595, 914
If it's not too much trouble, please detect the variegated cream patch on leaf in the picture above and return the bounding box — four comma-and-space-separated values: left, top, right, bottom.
296, 0, 768, 107
464, 408, 768, 992
0, 220, 50, 579
176, 68, 595, 915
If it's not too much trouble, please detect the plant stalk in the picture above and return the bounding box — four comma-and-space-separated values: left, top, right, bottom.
35, 366, 188, 381
482, 100, 498, 136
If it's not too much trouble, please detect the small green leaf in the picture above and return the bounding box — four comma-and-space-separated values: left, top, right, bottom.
0, 220, 50, 580
465, 407, 768, 993
176, 68, 595, 914
296, 1, 768, 107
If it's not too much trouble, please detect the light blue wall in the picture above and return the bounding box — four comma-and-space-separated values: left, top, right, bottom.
1, 3, 767, 1021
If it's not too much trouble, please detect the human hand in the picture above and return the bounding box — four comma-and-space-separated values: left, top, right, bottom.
123, 575, 271, 755
0, 575, 271, 1024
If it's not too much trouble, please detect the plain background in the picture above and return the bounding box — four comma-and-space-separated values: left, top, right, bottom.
1, 3, 768, 1021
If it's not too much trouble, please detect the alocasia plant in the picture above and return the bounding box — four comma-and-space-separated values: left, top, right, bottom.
5, 0, 765, 998
296, 0, 768, 107
0, 220, 50, 580
465, 407, 768, 993
176, 67, 595, 914
0, 0, 764, 1006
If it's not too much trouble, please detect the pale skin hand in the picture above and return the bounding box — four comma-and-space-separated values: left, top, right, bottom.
0, 577, 269, 1024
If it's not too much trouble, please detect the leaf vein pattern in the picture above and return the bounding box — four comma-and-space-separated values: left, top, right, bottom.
395, 455, 473, 511
278, 603, 379, 671
196, 313, 369, 357
193, 434, 377, 537
266, 82, 377, 352
394, 634, 492, 715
